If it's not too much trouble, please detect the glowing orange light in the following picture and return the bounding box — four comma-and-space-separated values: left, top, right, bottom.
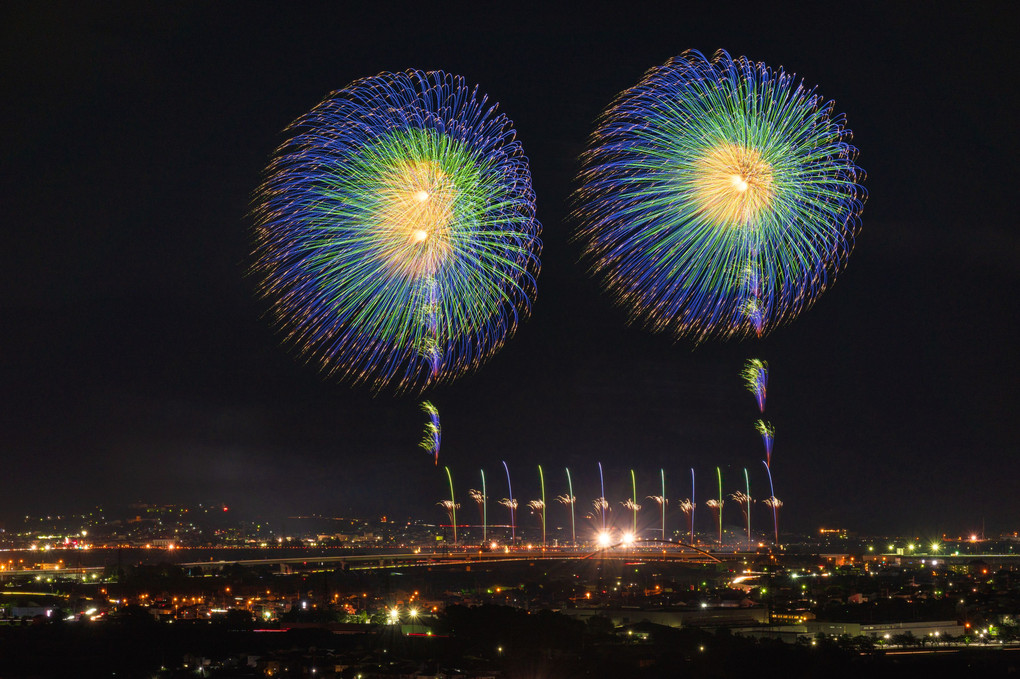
691, 143, 774, 226
374, 160, 455, 278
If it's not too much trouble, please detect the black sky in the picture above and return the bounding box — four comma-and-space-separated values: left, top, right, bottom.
2, 2, 1017, 536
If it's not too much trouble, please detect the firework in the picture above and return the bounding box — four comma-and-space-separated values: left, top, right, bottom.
715, 467, 724, 543
499, 498, 518, 542
469, 483, 487, 542
556, 494, 576, 543
527, 500, 546, 545
561, 467, 577, 544
574, 50, 864, 341
744, 468, 752, 548
742, 359, 769, 412
502, 461, 516, 542
538, 465, 547, 545
690, 468, 696, 544
621, 499, 641, 536
253, 70, 542, 391
755, 419, 775, 465
731, 475, 753, 549
442, 466, 458, 544
592, 497, 610, 535
678, 499, 695, 544
627, 470, 640, 534
763, 461, 780, 545
763, 496, 783, 544
437, 500, 460, 543
480, 469, 487, 542
705, 499, 724, 544
419, 401, 441, 465
597, 462, 608, 531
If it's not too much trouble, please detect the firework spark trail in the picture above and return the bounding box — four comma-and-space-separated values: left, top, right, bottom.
731, 473, 753, 549
573, 50, 865, 341
597, 462, 607, 532
561, 467, 576, 544
629, 469, 639, 534
690, 467, 696, 544
419, 401, 441, 465
502, 461, 516, 541
742, 359, 769, 412
705, 499, 723, 544
716, 467, 724, 544
592, 497, 610, 533
469, 482, 486, 542
764, 496, 783, 545
744, 468, 752, 548
253, 70, 542, 391
442, 466, 458, 544
679, 499, 695, 545
756, 419, 775, 466
647, 490, 668, 542
538, 464, 547, 545
763, 461, 780, 544
499, 498, 517, 542
527, 500, 546, 545
621, 499, 641, 535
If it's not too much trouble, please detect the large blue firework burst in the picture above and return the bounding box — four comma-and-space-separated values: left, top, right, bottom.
252, 70, 541, 391
574, 49, 865, 341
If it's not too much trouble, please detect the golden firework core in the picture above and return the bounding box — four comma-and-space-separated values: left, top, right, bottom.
692, 143, 774, 226
376, 160, 455, 277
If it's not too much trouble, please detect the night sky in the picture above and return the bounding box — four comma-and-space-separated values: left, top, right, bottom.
2, 3, 1017, 536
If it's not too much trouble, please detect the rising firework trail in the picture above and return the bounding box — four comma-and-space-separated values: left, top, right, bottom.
442, 466, 458, 544
730, 491, 752, 549
560, 467, 576, 544
763, 461, 779, 545
502, 461, 516, 541
717, 467, 724, 543
469, 475, 487, 542
499, 498, 517, 542
556, 493, 576, 545
597, 462, 607, 531
592, 497, 610, 534
742, 359, 769, 412
731, 469, 753, 548
622, 499, 641, 535
527, 500, 546, 545
628, 469, 639, 534
538, 465, 547, 545
764, 496, 783, 544
419, 401, 441, 465
705, 499, 723, 544
647, 469, 668, 542
690, 467, 696, 544
679, 498, 695, 545
744, 467, 752, 547
756, 419, 775, 466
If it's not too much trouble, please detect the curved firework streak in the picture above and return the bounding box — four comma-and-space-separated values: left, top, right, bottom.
419, 401, 441, 465
574, 50, 865, 340
755, 419, 775, 466
253, 70, 542, 390
742, 358, 769, 412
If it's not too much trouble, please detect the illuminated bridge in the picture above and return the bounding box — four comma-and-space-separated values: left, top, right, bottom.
0, 542, 725, 579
